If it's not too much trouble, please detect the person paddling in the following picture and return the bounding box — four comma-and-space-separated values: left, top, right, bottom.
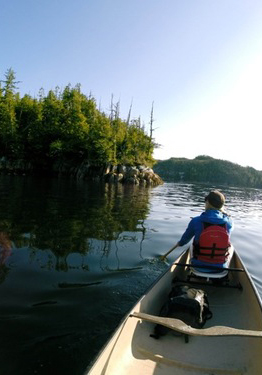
161, 190, 234, 269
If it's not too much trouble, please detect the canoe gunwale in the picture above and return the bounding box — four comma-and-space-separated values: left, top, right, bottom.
233, 250, 262, 311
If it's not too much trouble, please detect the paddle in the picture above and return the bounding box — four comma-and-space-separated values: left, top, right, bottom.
131, 312, 262, 337
159, 242, 180, 261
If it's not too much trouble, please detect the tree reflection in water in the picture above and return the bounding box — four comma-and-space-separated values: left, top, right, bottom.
0, 176, 152, 271
0, 229, 12, 283
0, 175, 164, 375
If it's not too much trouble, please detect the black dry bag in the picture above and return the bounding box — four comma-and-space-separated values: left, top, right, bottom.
151, 285, 212, 339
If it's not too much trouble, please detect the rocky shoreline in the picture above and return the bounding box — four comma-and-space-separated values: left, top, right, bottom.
103, 164, 163, 186
0, 158, 163, 186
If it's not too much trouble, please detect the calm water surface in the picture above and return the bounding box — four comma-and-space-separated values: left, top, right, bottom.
0, 176, 262, 375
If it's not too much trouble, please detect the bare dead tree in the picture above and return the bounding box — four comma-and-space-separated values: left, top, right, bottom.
110, 94, 114, 123
149, 101, 155, 139
126, 99, 133, 126
114, 100, 120, 120
109, 94, 121, 122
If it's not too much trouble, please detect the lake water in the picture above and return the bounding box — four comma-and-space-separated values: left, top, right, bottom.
0, 176, 262, 375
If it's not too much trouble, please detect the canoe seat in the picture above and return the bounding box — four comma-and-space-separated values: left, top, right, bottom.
188, 244, 229, 281
190, 267, 228, 280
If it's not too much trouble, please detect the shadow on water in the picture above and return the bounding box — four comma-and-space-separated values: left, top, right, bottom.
0, 175, 167, 375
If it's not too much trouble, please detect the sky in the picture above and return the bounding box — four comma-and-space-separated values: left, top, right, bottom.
1, 0, 262, 170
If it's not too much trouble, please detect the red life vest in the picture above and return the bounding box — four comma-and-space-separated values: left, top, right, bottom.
194, 222, 230, 264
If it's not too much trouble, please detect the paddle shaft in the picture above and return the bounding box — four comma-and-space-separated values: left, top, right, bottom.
161, 243, 179, 259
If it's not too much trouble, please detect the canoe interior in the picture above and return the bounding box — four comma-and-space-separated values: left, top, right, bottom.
87, 249, 262, 375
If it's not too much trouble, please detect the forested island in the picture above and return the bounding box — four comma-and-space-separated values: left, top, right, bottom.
154, 155, 262, 188
0, 69, 162, 185
2, 69, 261, 189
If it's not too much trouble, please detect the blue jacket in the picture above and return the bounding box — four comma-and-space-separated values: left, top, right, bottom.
178, 209, 233, 246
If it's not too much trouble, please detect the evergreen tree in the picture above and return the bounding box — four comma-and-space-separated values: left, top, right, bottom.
59, 85, 89, 159
15, 94, 42, 159
0, 69, 19, 157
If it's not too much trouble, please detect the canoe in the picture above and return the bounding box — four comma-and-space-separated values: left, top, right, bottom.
87, 248, 262, 375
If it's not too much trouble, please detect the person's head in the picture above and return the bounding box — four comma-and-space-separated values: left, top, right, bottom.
205, 190, 225, 210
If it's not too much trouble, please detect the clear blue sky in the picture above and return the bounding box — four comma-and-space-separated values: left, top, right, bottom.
1, 0, 262, 170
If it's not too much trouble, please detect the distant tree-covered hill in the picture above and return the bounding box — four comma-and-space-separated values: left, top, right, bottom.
154, 155, 262, 188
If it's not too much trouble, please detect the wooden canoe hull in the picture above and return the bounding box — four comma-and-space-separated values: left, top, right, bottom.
87, 249, 262, 375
